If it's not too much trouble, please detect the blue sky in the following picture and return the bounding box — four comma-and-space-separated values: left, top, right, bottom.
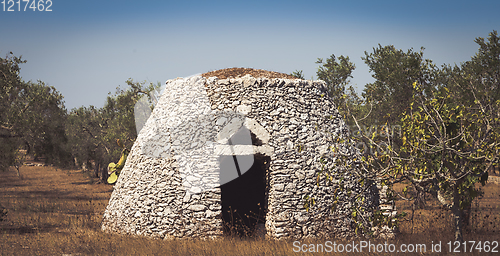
1, 0, 499, 110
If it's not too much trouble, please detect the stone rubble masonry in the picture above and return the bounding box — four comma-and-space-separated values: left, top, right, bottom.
101, 73, 379, 240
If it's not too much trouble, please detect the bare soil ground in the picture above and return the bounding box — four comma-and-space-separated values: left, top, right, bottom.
1, 166, 499, 255
201, 67, 298, 80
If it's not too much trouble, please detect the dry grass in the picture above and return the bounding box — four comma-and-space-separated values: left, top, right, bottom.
394, 181, 500, 236
392, 181, 500, 255
1, 166, 499, 255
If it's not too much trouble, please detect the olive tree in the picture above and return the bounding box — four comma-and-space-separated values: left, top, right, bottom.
310, 31, 499, 242
351, 31, 500, 242
66, 79, 160, 182
1, 53, 69, 173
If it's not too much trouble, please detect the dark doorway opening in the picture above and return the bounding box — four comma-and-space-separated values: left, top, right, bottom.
220, 153, 269, 237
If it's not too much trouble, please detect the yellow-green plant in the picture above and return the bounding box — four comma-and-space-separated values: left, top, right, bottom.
107, 139, 130, 184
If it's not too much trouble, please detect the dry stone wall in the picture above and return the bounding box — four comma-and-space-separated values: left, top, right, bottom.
101, 73, 378, 240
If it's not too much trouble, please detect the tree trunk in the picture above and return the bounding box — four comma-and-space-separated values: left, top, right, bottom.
94, 162, 100, 178
415, 188, 426, 209
463, 203, 472, 231
451, 185, 464, 242
15, 166, 22, 179
100, 163, 108, 184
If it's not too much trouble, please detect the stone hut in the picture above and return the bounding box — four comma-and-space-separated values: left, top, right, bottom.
101, 68, 379, 240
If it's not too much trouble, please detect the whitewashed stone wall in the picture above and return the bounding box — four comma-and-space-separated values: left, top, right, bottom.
101, 74, 378, 240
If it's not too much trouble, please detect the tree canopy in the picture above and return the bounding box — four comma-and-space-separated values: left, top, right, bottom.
1, 53, 69, 172
321, 30, 500, 241
361, 45, 438, 124
0, 52, 159, 181
65, 79, 160, 181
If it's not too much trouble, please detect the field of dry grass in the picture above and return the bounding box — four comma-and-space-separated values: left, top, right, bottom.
1, 165, 499, 255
